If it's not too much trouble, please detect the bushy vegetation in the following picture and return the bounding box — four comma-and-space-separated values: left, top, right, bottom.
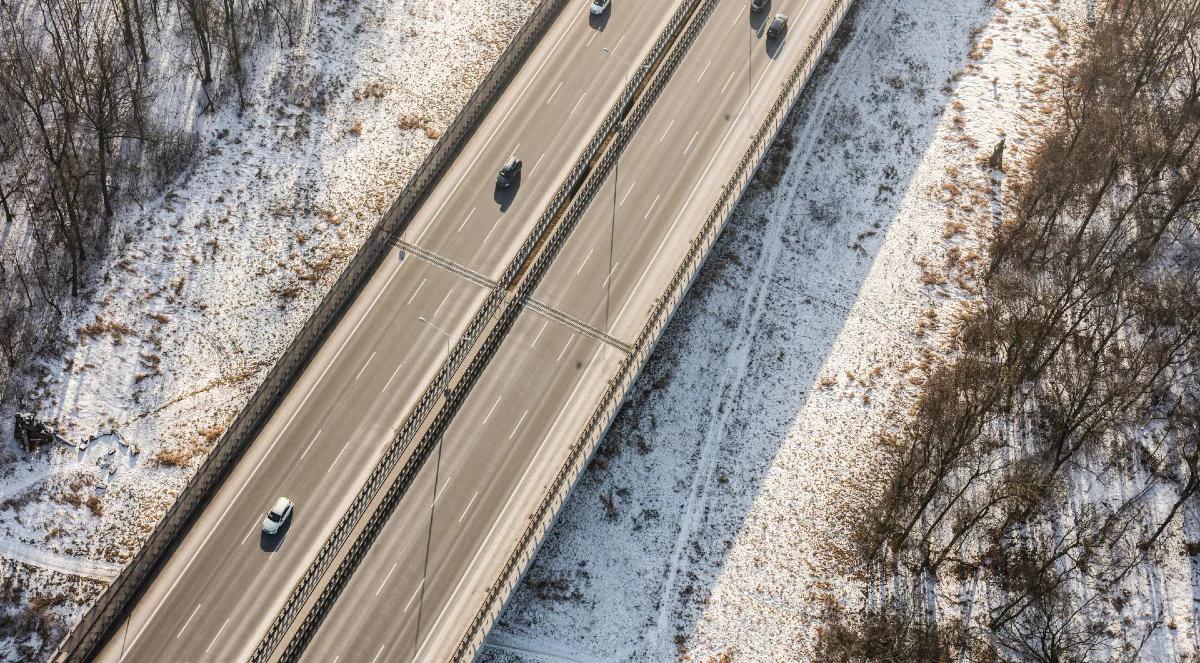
823, 0, 1200, 660
0, 0, 306, 404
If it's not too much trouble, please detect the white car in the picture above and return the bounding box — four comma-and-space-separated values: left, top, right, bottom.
590, 0, 610, 15
261, 496, 294, 535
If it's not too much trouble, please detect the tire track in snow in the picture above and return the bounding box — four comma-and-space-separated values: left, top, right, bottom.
645, 0, 902, 650
0, 537, 123, 582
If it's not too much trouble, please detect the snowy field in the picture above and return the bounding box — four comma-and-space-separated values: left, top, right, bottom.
0, 0, 531, 657
480, 0, 1105, 661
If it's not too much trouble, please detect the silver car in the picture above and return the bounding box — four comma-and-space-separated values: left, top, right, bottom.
590, 0, 611, 15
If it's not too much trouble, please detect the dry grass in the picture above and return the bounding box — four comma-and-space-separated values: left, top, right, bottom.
79, 317, 134, 341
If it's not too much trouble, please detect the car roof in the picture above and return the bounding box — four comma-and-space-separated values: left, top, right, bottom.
271, 496, 291, 512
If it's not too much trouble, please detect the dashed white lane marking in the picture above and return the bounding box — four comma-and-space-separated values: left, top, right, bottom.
328, 440, 351, 473
660, 119, 674, 143
434, 476, 453, 505
417, 0, 585, 238
204, 618, 229, 654
509, 409, 529, 440
403, 580, 424, 613
602, 262, 620, 287
431, 288, 454, 320
697, 59, 711, 81
532, 152, 546, 173
613, 52, 775, 335
241, 519, 259, 546
406, 278, 426, 306
546, 81, 563, 104
411, 360, 598, 662
177, 604, 201, 639
482, 396, 502, 425
557, 336, 575, 362
456, 207, 476, 233
459, 491, 479, 523
354, 352, 376, 381
570, 92, 588, 116
720, 69, 737, 95
115, 257, 395, 656
644, 194, 661, 220
531, 321, 548, 348
586, 28, 600, 47
620, 182, 636, 206
382, 362, 404, 393
370, 644, 386, 663
577, 248, 593, 274
376, 563, 398, 597
610, 34, 625, 56
300, 430, 323, 460
684, 130, 700, 155
482, 216, 504, 244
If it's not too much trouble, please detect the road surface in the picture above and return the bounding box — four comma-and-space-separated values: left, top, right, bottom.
90, 2, 683, 660
298, 0, 838, 661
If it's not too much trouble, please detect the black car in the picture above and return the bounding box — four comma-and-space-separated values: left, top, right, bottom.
767, 13, 788, 39
496, 156, 522, 189
750, 0, 768, 12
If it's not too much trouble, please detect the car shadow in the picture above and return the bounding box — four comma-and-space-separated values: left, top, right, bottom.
749, 4, 771, 30
588, 9, 610, 32
494, 178, 521, 212
765, 32, 785, 59
259, 518, 292, 552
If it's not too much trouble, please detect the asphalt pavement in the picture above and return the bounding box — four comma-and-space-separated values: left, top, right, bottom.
295, 1, 839, 661
89, 1, 683, 661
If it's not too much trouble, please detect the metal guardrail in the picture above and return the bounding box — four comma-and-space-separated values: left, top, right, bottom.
451, 0, 855, 659
269, 2, 725, 659
49, 1, 572, 660
254, 1, 712, 661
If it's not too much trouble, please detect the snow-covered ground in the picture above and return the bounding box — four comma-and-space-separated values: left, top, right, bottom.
480, 0, 1101, 660
0, 0, 531, 658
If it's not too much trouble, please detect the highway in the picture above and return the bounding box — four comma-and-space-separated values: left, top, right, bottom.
297, 0, 838, 661
89, 1, 684, 661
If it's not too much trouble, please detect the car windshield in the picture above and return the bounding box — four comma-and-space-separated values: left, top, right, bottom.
267, 510, 282, 522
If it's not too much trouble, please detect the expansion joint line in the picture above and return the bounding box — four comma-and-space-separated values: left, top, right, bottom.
389, 238, 499, 290
525, 298, 633, 355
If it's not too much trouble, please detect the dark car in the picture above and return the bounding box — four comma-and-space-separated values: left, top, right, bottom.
767, 13, 788, 38
496, 156, 522, 189
750, 0, 768, 12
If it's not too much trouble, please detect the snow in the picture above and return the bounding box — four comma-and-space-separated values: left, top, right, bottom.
0, 0, 532, 657
479, 0, 1113, 660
